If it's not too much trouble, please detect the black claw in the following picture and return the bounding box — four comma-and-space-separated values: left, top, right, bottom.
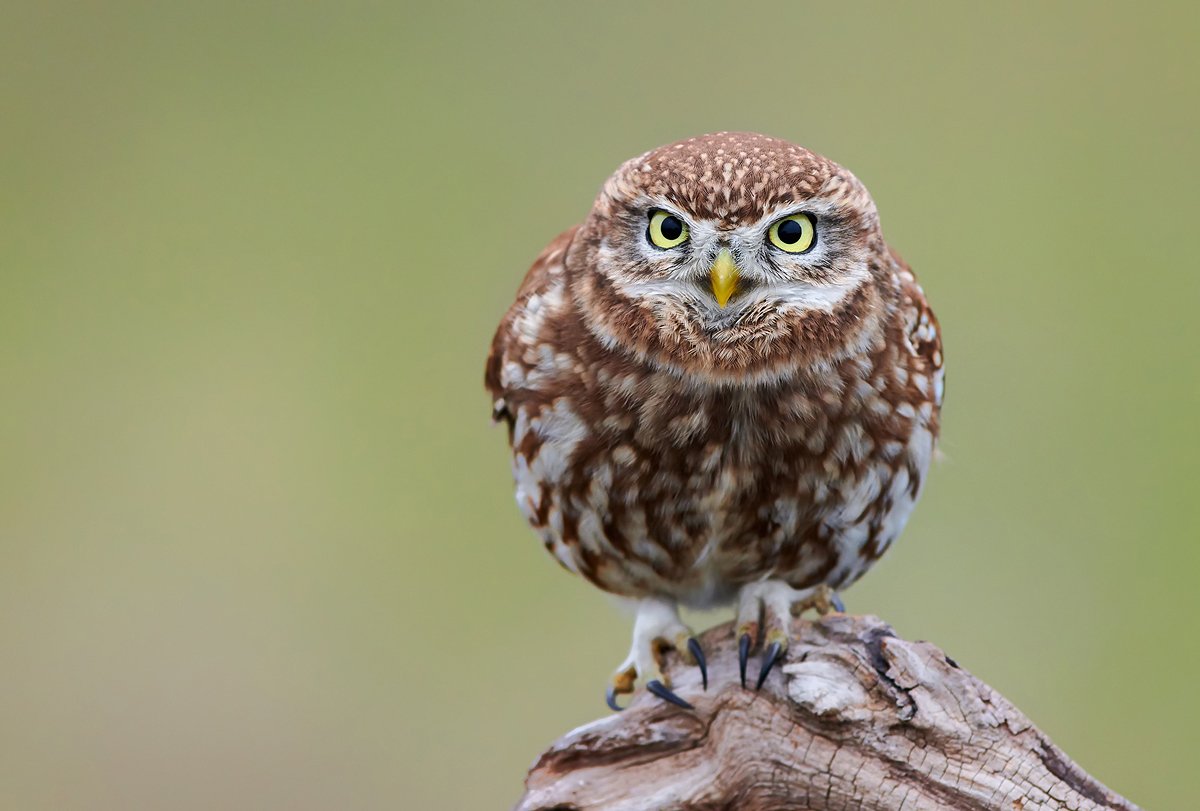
605, 685, 624, 712
646, 679, 694, 710
755, 641, 783, 690
687, 637, 708, 690
831, 593, 846, 613
738, 633, 751, 688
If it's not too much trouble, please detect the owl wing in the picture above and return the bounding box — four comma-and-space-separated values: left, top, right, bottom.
484, 226, 579, 431
892, 249, 945, 410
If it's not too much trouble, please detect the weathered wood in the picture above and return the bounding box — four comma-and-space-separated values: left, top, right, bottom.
516, 614, 1138, 811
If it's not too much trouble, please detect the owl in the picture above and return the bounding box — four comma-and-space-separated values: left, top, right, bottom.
486, 133, 943, 710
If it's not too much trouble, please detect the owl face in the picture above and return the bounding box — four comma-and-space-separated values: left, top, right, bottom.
570, 133, 891, 384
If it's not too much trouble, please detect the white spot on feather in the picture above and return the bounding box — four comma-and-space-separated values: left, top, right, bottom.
531, 398, 587, 479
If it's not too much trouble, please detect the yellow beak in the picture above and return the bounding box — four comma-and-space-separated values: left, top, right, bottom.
710, 248, 739, 308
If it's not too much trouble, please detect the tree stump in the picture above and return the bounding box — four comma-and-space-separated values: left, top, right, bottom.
515, 614, 1139, 811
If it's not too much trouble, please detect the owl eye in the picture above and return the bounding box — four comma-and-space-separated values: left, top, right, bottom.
768, 213, 817, 254
646, 210, 689, 249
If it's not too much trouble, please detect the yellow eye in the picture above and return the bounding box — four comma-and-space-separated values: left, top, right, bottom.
768, 213, 817, 254
646, 210, 689, 249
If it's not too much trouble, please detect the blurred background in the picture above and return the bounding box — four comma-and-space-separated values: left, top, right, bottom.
1, 2, 1196, 808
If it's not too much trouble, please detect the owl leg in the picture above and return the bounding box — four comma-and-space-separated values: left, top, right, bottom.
605, 597, 704, 712
734, 581, 845, 690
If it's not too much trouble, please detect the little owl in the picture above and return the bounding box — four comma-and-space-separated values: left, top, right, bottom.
485, 133, 943, 710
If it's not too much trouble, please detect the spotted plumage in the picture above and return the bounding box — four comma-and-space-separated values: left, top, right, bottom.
486, 132, 943, 706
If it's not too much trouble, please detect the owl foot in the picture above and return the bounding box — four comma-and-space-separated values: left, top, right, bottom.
605, 597, 704, 712
734, 581, 845, 690
795, 583, 845, 616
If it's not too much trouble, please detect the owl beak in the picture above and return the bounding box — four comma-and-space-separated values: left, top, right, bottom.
710, 248, 740, 308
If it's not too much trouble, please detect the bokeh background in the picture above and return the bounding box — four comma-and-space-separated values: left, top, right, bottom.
2, 2, 1197, 808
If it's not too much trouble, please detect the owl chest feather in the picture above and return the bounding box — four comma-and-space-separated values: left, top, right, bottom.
507, 335, 937, 606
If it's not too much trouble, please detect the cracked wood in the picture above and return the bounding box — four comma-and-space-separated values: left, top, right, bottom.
515, 614, 1139, 811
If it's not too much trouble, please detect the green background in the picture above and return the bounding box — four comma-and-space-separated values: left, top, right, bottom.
2, 2, 1196, 808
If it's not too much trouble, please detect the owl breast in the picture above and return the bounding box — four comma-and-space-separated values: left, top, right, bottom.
504, 325, 939, 609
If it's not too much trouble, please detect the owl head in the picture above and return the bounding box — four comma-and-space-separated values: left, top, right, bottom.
569, 132, 895, 384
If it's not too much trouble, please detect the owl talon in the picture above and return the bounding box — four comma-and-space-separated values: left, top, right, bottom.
755, 641, 784, 690
604, 597, 697, 709
687, 637, 708, 690
736, 579, 816, 691
646, 679, 694, 710
796, 583, 845, 616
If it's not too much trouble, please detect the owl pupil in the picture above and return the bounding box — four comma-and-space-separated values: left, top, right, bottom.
777, 219, 803, 244
659, 215, 683, 240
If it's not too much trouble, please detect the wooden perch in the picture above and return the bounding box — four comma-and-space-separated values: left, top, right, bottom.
515, 614, 1139, 811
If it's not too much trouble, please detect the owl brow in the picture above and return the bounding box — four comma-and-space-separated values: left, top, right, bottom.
614, 205, 659, 230
640, 201, 691, 224
765, 203, 837, 225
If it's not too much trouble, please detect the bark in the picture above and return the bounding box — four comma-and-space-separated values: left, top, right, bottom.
515, 614, 1139, 811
